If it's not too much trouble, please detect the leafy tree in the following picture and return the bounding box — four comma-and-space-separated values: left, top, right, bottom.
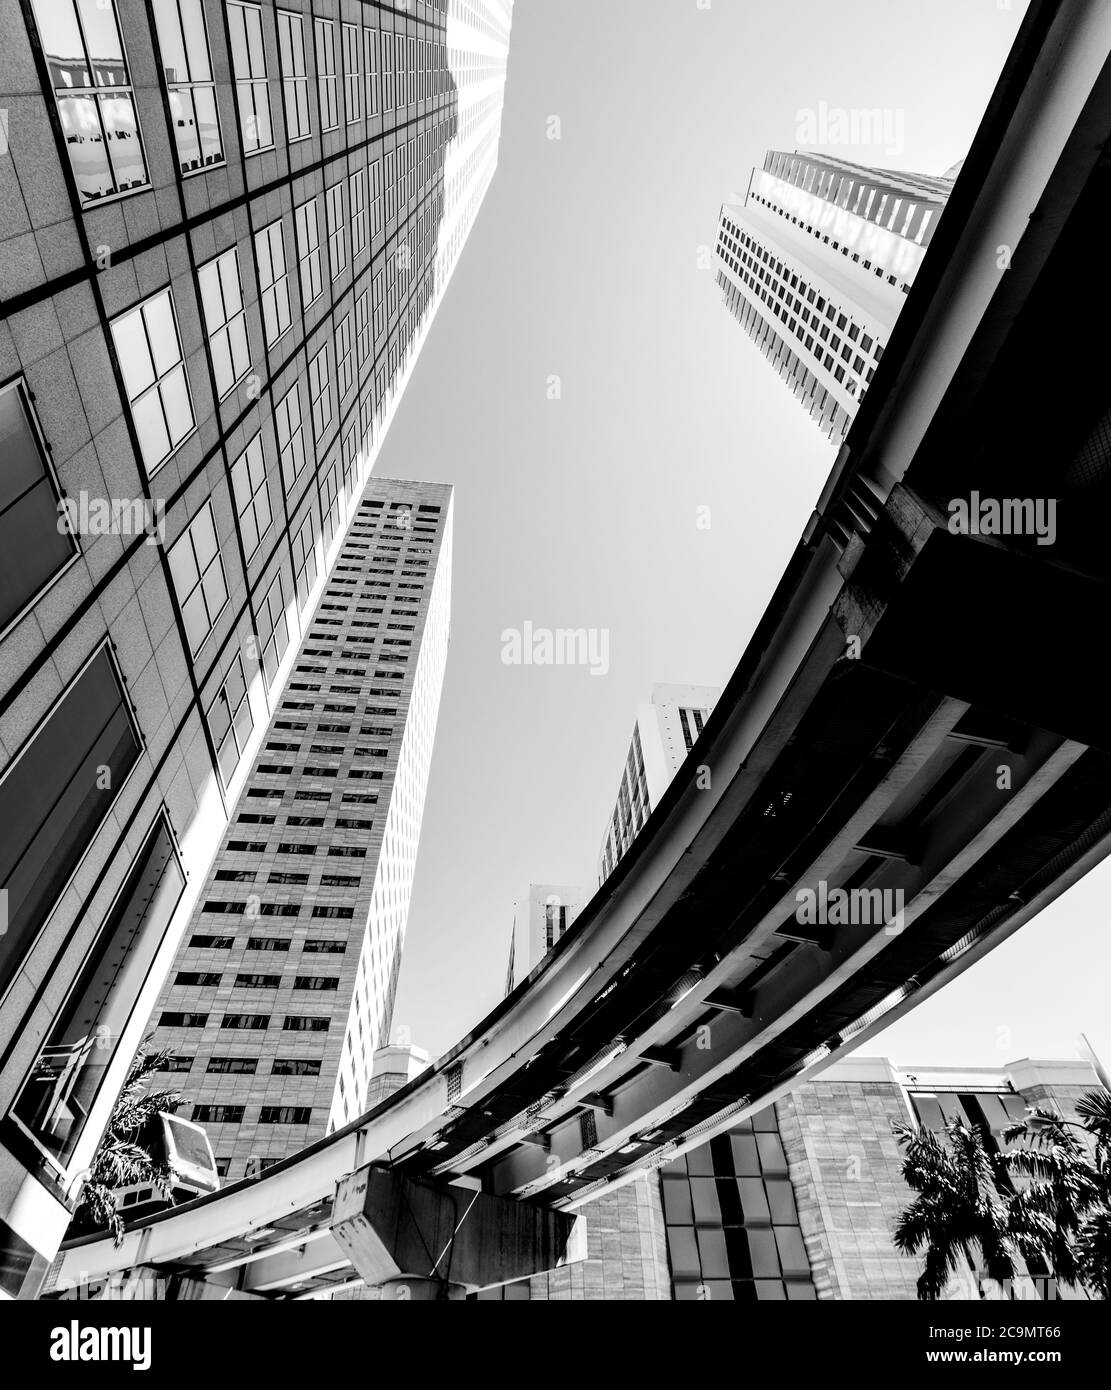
892, 1117, 1031, 1299
893, 1090, 1111, 1299
1003, 1089, 1111, 1299
70, 1041, 185, 1245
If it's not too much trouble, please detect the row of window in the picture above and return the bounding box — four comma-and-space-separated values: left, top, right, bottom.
33, 0, 452, 203
161, 1054, 321, 1076
160, 1011, 329, 1029
192, 1103, 312, 1124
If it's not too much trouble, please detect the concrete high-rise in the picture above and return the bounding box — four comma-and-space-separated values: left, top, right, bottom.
504, 884, 591, 995
0, 0, 513, 1293
149, 479, 451, 1177
598, 684, 719, 884
715, 151, 955, 442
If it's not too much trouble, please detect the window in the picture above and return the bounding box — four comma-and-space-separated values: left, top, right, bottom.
175, 970, 221, 986
292, 513, 319, 607
277, 9, 310, 139
321, 463, 340, 549
0, 380, 77, 637
152, 0, 223, 173
30, 0, 148, 203
227, 0, 272, 152
308, 345, 332, 439
372, 270, 385, 339
259, 1105, 312, 1123
335, 314, 354, 400
220, 1013, 270, 1029
326, 183, 346, 278
0, 643, 142, 1001
160, 1012, 208, 1028
384, 150, 396, 222
349, 169, 367, 258
294, 976, 339, 991
381, 30, 394, 111
255, 218, 291, 345
230, 433, 272, 558
168, 501, 228, 655
369, 159, 383, 237
272, 1059, 321, 1076
198, 248, 250, 395
364, 27, 380, 117
314, 18, 339, 130
295, 199, 323, 308
192, 1105, 245, 1124
208, 653, 253, 784
275, 383, 307, 494
207, 1058, 257, 1074
342, 22, 361, 122
283, 1016, 329, 1031
111, 289, 194, 475
354, 291, 370, 370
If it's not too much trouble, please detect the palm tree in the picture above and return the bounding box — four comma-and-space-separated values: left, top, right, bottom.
1002, 1088, 1111, 1299
892, 1117, 1028, 1299
70, 1041, 185, 1245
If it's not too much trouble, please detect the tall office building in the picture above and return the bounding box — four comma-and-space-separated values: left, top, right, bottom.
148, 479, 451, 1177
715, 150, 955, 442
504, 883, 591, 995
0, 0, 512, 1294
598, 684, 719, 884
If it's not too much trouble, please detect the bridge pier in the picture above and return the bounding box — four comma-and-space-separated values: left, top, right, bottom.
331, 1163, 584, 1297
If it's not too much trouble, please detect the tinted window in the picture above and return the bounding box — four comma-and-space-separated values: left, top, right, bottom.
0, 647, 141, 999
0, 380, 75, 633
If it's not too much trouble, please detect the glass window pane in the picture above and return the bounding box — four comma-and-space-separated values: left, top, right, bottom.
667, 1228, 700, 1279
756, 1132, 786, 1170
144, 293, 181, 375
775, 1226, 811, 1278
738, 1177, 770, 1223
690, 1177, 721, 1225
765, 1176, 798, 1225
132, 390, 170, 469
661, 1178, 692, 1225
161, 366, 193, 445
747, 1229, 781, 1277
697, 1228, 730, 1279
78, 0, 123, 70
112, 308, 155, 395
101, 93, 145, 189
730, 1133, 760, 1176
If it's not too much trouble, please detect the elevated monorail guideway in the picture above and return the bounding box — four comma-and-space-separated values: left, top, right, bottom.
52, 0, 1111, 1299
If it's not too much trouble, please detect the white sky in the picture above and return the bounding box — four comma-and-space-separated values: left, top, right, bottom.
377, 0, 1110, 1079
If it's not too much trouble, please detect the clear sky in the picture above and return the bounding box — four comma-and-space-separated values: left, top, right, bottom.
377, 0, 1110, 1079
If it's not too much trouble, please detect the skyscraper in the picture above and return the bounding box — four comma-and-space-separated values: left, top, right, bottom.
0, 0, 512, 1292
598, 684, 719, 884
715, 150, 955, 442
148, 479, 451, 1177
504, 884, 591, 995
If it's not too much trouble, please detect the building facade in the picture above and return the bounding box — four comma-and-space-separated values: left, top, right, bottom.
148, 478, 451, 1178
598, 684, 718, 884
715, 150, 954, 442
469, 1055, 1102, 1301
0, 0, 513, 1294
504, 883, 591, 995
